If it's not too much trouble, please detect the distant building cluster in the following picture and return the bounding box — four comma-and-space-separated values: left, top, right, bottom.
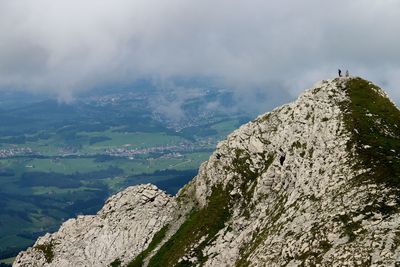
0, 147, 33, 158
105, 143, 197, 158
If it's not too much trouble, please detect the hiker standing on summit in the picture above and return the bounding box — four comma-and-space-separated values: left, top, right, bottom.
338, 69, 342, 77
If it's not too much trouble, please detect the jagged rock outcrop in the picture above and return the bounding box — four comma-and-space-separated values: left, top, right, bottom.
14, 77, 400, 266
13, 184, 177, 267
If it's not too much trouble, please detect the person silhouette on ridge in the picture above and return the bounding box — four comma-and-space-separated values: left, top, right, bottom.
338, 69, 342, 77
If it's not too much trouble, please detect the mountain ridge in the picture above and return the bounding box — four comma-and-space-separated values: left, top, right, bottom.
14, 77, 400, 266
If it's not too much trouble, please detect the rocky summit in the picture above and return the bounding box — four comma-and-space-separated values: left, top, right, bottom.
14, 77, 400, 266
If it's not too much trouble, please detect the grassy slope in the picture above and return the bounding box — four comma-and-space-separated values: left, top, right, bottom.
146, 185, 231, 267
127, 226, 169, 267
343, 77, 400, 188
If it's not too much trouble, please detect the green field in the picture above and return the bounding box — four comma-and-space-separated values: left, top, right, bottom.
0, 257, 15, 265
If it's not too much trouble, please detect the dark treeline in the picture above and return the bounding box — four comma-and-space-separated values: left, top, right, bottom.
0, 170, 14, 177
19, 167, 124, 188
0, 245, 25, 262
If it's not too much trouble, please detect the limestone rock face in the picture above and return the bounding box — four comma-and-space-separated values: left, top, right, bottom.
13, 184, 177, 267
14, 77, 400, 266
190, 78, 400, 266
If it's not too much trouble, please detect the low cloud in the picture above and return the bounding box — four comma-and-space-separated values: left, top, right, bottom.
1, 0, 400, 109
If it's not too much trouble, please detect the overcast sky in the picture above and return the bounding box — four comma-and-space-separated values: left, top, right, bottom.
1, 0, 400, 110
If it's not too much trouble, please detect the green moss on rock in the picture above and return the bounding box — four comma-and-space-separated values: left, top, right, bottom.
34, 241, 56, 263
110, 258, 122, 267
342, 77, 400, 188
147, 185, 231, 266
127, 226, 169, 267
231, 149, 274, 206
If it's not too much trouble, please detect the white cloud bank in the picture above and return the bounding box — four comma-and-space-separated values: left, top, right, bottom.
1, 0, 400, 104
